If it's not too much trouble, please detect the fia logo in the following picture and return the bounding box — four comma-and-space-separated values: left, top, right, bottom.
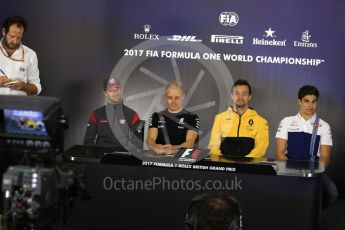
219, 12, 239, 26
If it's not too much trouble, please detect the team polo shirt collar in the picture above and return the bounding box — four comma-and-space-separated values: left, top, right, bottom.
297, 113, 317, 124
227, 107, 256, 117
163, 109, 185, 116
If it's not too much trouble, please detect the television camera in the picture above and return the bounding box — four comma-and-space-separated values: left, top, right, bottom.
0, 95, 86, 230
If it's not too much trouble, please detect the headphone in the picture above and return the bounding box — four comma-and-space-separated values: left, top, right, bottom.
185, 193, 242, 230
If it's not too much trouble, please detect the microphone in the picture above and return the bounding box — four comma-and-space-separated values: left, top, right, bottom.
128, 120, 145, 150
136, 120, 145, 134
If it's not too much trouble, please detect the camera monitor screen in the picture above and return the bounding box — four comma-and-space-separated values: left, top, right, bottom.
4, 109, 48, 137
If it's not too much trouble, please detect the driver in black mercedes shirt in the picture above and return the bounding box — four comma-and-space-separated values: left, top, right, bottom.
146, 81, 200, 154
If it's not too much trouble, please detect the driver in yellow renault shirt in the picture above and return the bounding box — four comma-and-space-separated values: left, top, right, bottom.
208, 79, 269, 158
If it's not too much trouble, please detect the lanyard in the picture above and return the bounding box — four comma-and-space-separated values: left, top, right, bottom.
309, 116, 320, 160
158, 113, 171, 145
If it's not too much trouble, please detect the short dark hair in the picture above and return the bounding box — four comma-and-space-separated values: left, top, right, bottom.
2, 15, 28, 33
232, 79, 252, 95
186, 194, 241, 230
298, 85, 319, 100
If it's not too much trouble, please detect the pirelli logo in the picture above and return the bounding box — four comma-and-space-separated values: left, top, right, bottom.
211, 35, 244, 44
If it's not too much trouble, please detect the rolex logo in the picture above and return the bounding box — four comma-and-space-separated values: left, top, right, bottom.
143, 24, 151, 33
134, 24, 159, 41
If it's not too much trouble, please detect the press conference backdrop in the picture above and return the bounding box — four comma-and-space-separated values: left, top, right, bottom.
2, 0, 345, 198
